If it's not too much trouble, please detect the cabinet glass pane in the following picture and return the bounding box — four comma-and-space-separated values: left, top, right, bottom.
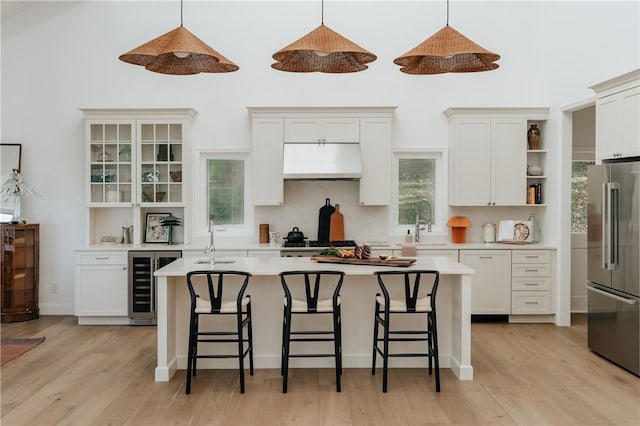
169, 124, 182, 141
141, 124, 154, 142
90, 124, 103, 142
105, 124, 118, 142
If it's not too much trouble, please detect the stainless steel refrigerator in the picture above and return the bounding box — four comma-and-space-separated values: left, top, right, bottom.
587, 159, 640, 376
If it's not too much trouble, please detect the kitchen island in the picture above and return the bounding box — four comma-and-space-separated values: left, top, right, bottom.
154, 256, 474, 382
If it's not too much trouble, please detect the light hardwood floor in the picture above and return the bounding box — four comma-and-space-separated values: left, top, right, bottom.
1, 314, 638, 425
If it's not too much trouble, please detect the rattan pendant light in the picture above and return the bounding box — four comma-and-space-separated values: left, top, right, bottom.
119, 0, 238, 75
271, 0, 376, 73
394, 0, 500, 74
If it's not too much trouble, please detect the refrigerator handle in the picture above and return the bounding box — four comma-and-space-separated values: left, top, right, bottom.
586, 283, 638, 305
602, 182, 610, 269
609, 182, 620, 268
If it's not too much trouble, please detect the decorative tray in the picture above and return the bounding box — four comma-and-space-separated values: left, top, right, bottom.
310, 256, 417, 267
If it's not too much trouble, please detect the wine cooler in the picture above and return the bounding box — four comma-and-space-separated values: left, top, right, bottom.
128, 250, 181, 325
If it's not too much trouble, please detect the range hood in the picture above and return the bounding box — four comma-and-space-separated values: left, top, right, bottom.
283, 143, 362, 180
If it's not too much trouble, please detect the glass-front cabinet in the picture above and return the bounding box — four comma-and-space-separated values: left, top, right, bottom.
139, 122, 183, 205
89, 122, 134, 204
81, 109, 196, 245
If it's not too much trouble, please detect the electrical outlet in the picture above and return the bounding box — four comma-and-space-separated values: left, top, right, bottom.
51, 282, 58, 294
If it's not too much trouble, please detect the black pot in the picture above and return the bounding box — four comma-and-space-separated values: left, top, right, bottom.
284, 226, 305, 243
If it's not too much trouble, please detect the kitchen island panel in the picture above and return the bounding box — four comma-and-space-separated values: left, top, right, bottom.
154, 257, 474, 382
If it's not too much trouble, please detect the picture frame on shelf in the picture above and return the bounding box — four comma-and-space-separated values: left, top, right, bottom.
145, 212, 170, 243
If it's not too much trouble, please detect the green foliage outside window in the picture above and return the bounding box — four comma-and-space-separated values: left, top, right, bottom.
208, 159, 244, 225
398, 158, 435, 225
571, 161, 594, 233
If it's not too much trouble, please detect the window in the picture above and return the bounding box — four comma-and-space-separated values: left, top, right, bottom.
571, 160, 594, 233
196, 150, 251, 236
208, 159, 244, 225
392, 150, 445, 235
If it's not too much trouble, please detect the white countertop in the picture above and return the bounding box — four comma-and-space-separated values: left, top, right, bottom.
78, 241, 556, 252
154, 255, 475, 277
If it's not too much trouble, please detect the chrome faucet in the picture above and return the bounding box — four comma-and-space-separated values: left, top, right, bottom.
415, 199, 432, 243
205, 220, 215, 264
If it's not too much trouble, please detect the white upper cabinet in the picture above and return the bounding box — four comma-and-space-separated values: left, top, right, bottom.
590, 69, 640, 161
445, 108, 549, 207
248, 107, 395, 206
359, 117, 392, 205
252, 117, 284, 206
284, 117, 360, 143
81, 108, 196, 245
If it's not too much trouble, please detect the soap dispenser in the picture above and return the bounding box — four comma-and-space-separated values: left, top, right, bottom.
405, 230, 413, 243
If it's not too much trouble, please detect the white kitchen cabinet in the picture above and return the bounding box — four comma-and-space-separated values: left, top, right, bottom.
510, 250, 554, 317
81, 109, 196, 245
251, 117, 284, 206
248, 107, 395, 207
75, 251, 128, 324
460, 250, 511, 315
284, 117, 360, 143
445, 108, 549, 206
590, 70, 640, 161
359, 117, 392, 205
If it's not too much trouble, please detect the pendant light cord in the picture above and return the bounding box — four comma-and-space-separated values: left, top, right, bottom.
446, 0, 450, 26
180, 0, 184, 26
321, 0, 324, 25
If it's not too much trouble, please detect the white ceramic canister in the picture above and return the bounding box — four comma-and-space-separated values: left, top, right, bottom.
482, 223, 496, 243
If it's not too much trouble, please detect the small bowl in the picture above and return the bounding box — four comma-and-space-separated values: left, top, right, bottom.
170, 171, 182, 182
378, 255, 388, 260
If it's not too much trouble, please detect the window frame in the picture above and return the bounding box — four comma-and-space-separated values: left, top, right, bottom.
194, 148, 252, 238
390, 148, 448, 238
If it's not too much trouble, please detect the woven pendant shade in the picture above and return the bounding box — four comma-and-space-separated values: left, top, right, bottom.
394, 25, 499, 74
272, 24, 376, 73
119, 25, 238, 75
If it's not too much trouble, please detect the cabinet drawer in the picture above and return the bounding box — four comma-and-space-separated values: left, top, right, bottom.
512, 264, 550, 277
511, 291, 551, 314
512, 250, 550, 264
512, 277, 551, 291
76, 251, 126, 265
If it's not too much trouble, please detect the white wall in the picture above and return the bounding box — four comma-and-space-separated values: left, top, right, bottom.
1, 1, 639, 315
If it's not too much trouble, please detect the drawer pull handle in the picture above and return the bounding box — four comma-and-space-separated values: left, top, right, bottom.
524, 283, 538, 286
479, 256, 493, 259
95, 257, 109, 260
524, 301, 539, 305
524, 255, 539, 259
524, 269, 539, 272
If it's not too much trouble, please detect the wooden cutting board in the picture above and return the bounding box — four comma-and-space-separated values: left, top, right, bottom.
311, 256, 417, 267
329, 204, 344, 242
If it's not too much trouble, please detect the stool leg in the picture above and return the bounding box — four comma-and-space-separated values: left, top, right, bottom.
333, 308, 341, 392
237, 311, 246, 394
280, 305, 287, 376
192, 315, 199, 376
371, 300, 380, 375
427, 314, 433, 375
186, 313, 196, 394
282, 308, 292, 393
431, 311, 441, 392
247, 302, 254, 375
337, 306, 343, 376
382, 309, 390, 393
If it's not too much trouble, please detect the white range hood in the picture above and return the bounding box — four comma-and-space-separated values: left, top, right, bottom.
282, 143, 362, 180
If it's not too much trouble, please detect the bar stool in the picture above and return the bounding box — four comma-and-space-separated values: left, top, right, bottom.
372, 270, 440, 392
185, 270, 253, 394
279, 270, 344, 393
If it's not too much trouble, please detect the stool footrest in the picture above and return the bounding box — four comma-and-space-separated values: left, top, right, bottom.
376, 337, 429, 342
289, 353, 336, 358
290, 337, 335, 342
197, 338, 249, 343
290, 330, 334, 335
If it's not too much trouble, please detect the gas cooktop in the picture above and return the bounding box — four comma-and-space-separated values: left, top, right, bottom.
282, 240, 357, 248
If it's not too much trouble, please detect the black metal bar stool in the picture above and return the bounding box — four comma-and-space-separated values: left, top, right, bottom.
372, 270, 440, 392
279, 270, 344, 393
185, 270, 253, 394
